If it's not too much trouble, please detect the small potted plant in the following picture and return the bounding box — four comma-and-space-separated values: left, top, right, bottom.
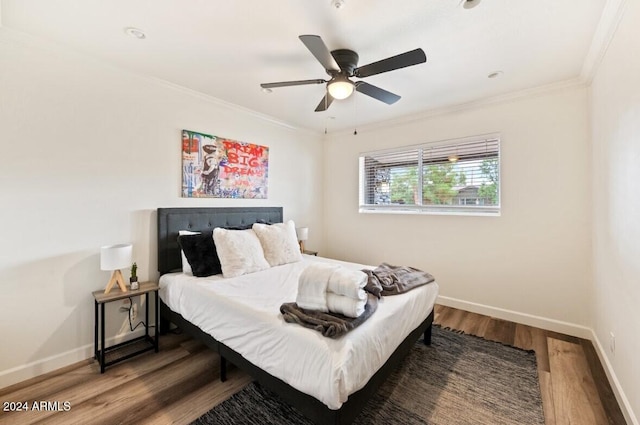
130, 262, 139, 290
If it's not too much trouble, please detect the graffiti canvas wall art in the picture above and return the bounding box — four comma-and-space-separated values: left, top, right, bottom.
181, 129, 269, 199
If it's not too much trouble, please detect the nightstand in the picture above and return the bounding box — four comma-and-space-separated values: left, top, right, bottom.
303, 250, 318, 256
92, 281, 159, 373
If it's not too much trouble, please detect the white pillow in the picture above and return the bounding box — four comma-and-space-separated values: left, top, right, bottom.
179, 230, 199, 275
212, 228, 270, 278
252, 220, 302, 267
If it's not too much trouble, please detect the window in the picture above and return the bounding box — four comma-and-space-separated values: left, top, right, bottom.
359, 134, 500, 215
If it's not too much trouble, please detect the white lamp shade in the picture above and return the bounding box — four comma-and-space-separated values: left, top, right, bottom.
100, 244, 132, 271
327, 80, 354, 100
296, 227, 309, 241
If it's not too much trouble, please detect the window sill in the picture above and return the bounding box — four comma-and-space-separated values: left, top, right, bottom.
358, 206, 501, 217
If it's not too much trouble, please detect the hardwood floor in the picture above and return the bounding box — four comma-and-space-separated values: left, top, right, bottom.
436, 306, 626, 425
0, 305, 626, 425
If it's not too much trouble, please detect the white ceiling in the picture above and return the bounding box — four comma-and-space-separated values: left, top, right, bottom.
0, 0, 608, 133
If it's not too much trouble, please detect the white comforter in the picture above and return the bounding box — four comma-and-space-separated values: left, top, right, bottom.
159, 255, 439, 410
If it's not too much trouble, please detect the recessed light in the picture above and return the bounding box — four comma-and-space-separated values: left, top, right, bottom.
462, 0, 481, 9
331, 0, 346, 9
261, 87, 273, 94
488, 71, 503, 79
124, 27, 146, 40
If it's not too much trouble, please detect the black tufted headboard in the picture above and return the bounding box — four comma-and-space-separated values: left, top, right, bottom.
157, 207, 283, 275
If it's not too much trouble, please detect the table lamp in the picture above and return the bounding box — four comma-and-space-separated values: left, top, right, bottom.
101, 244, 132, 294
296, 227, 309, 253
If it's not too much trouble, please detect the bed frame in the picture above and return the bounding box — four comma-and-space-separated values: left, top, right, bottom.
157, 207, 434, 425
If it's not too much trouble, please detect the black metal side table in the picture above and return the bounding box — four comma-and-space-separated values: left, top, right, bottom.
92, 281, 160, 373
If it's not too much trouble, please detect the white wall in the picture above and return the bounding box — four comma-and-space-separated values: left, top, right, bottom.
324, 86, 592, 331
0, 31, 324, 387
590, 0, 640, 422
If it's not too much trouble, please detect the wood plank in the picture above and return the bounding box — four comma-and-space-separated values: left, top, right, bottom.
441, 307, 466, 331
0, 345, 191, 425
137, 368, 253, 425
514, 323, 535, 351
33, 350, 218, 425
456, 310, 490, 338
579, 339, 627, 425
0, 333, 190, 403
530, 327, 551, 373
433, 304, 455, 326
433, 304, 444, 322
548, 338, 609, 425
0, 360, 93, 400
538, 370, 557, 425
546, 330, 581, 345
179, 338, 207, 354
483, 317, 516, 346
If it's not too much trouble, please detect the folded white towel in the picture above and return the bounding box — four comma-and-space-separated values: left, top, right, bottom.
327, 268, 368, 300
327, 293, 367, 318
296, 263, 338, 312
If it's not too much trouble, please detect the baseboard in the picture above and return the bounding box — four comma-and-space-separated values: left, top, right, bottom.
437, 295, 638, 424
436, 295, 593, 339
590, 330, 639, 425
0, 328, 146, 390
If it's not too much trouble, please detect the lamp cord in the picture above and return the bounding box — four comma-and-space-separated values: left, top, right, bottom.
125, 296, 183, 334
126, 296, 154, 332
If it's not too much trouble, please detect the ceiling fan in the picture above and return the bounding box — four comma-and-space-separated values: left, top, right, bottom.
260, 35, 427, 112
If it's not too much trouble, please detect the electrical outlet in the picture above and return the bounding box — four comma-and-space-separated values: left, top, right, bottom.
609, 332, 615, 355
119, 299, 131, 312
131, 303, 138, 321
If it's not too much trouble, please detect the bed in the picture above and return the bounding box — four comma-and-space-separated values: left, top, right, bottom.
157, 207, 438, 425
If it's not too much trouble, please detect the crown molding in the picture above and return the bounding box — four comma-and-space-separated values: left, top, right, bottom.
580, 0, 629, 84
147, 77, 305, 132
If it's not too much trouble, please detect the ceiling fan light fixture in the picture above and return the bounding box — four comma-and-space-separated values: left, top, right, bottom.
261, 34, 426, 112
327, 77, 354, 100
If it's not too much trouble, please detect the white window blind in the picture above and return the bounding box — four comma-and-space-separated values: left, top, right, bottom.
359, 134, 500, 215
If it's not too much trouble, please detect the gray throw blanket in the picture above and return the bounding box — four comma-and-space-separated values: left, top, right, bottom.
280, 295, 378, 338
363, 263, 435, 298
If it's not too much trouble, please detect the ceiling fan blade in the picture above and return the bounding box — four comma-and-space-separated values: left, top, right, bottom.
315, 93, 334, 112
261, 79, 326, 89
299, 35, 341, 72
355, 81, 401, 104
354, 48, 426, 78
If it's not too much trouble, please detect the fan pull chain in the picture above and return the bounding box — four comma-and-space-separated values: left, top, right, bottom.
353, 92, 358, 136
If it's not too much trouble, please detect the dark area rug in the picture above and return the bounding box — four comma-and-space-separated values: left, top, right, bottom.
191, 326, 545, 425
